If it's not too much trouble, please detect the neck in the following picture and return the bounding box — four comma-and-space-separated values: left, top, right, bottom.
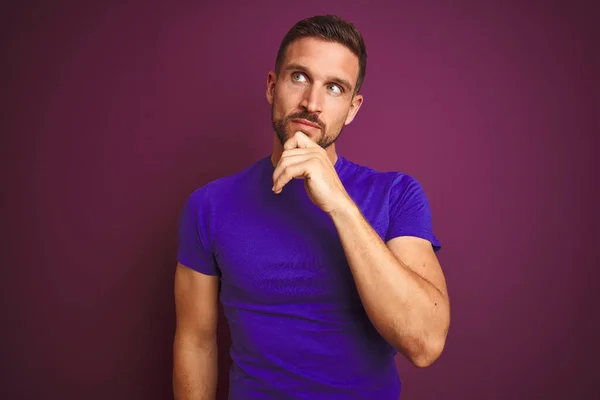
270, 134, 339, 168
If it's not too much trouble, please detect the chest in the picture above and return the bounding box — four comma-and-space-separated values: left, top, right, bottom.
213, 182, 390, 306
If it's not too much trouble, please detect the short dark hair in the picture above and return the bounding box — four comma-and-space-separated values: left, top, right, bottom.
274, 15, 367, 93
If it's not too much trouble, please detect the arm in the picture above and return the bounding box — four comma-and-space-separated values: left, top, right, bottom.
329, 203, 450, 367
271, 131, 450, 367
173, 262, 220, 400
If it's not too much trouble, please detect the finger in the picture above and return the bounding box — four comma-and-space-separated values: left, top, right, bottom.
272, 160, 308, 193
273, 153, 314, 186
272, 158, 318, 193
283, 131, 319, 150
280, 147, 321, 159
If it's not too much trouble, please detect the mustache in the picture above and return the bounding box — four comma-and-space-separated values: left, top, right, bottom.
286, 111, 325, 128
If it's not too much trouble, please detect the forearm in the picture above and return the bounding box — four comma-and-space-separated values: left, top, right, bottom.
173, 336, 218, 400
329, 201, 449, 366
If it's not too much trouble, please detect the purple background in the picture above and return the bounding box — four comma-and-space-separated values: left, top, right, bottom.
2, 1, 598, 399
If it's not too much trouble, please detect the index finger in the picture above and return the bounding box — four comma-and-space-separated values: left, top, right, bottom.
283, 131, 319, 150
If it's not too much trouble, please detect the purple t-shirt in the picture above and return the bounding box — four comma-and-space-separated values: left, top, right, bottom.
177, 154, 441, 399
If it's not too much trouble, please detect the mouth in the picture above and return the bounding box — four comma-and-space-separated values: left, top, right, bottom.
291, 119, 321, 129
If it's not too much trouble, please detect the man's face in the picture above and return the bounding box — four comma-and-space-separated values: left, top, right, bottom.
266, 37, 363, 148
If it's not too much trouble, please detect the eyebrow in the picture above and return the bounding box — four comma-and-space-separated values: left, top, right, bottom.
284, 63, 354, 93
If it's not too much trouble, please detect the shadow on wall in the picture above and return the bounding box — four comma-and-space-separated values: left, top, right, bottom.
171, 118, 264, 400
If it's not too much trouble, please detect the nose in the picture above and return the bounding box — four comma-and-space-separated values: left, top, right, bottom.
299, 84, 323, 114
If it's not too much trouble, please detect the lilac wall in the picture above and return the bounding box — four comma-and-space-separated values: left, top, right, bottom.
2, 1, 598, 399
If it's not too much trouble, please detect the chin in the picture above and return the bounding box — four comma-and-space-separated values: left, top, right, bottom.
288, 126, 319, 138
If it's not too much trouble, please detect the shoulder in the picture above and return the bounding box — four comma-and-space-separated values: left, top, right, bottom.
184, 156, 270, 207
339, 155, 424, 196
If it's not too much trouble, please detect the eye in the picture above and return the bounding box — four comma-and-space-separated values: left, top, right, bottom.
328, 84, 342, 95
292, 72, 307, 82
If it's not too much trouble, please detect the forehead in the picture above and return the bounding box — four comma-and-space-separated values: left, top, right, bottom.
282, 37, 359, 86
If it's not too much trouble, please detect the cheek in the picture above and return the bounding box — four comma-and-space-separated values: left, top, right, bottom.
274, 90, 300, 116
272, 90, 286, 115
280, 83, 306, 102
326, 103, 352, 127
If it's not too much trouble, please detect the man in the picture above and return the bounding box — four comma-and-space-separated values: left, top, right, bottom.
173, 15, 450, 400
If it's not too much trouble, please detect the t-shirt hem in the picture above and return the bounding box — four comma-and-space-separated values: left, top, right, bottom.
177, 256, 221, 276
385, 230, 442, 252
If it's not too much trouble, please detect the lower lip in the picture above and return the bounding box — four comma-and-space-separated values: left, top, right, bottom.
292, 120, 320, 129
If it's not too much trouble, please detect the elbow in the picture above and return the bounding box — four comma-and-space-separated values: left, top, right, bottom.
399, 334, 447, 368
409, 339, 445, 368
173, 328, 218, 351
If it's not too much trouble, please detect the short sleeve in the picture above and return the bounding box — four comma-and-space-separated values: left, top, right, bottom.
176, 187, 221, 276
385, 174, 442, 252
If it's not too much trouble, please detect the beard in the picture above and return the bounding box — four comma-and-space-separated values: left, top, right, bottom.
271, 105, 344, 149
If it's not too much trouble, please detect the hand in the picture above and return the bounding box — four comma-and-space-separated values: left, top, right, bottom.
272, 131, 352, 214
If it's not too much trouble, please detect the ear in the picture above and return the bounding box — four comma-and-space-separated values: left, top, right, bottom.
344, 93, 364, 125
266, 71, 277, 105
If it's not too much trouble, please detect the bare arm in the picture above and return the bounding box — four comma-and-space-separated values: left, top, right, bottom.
173, 262, 220, 400
269, 132, 450, 367
329, 202, 450, 368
